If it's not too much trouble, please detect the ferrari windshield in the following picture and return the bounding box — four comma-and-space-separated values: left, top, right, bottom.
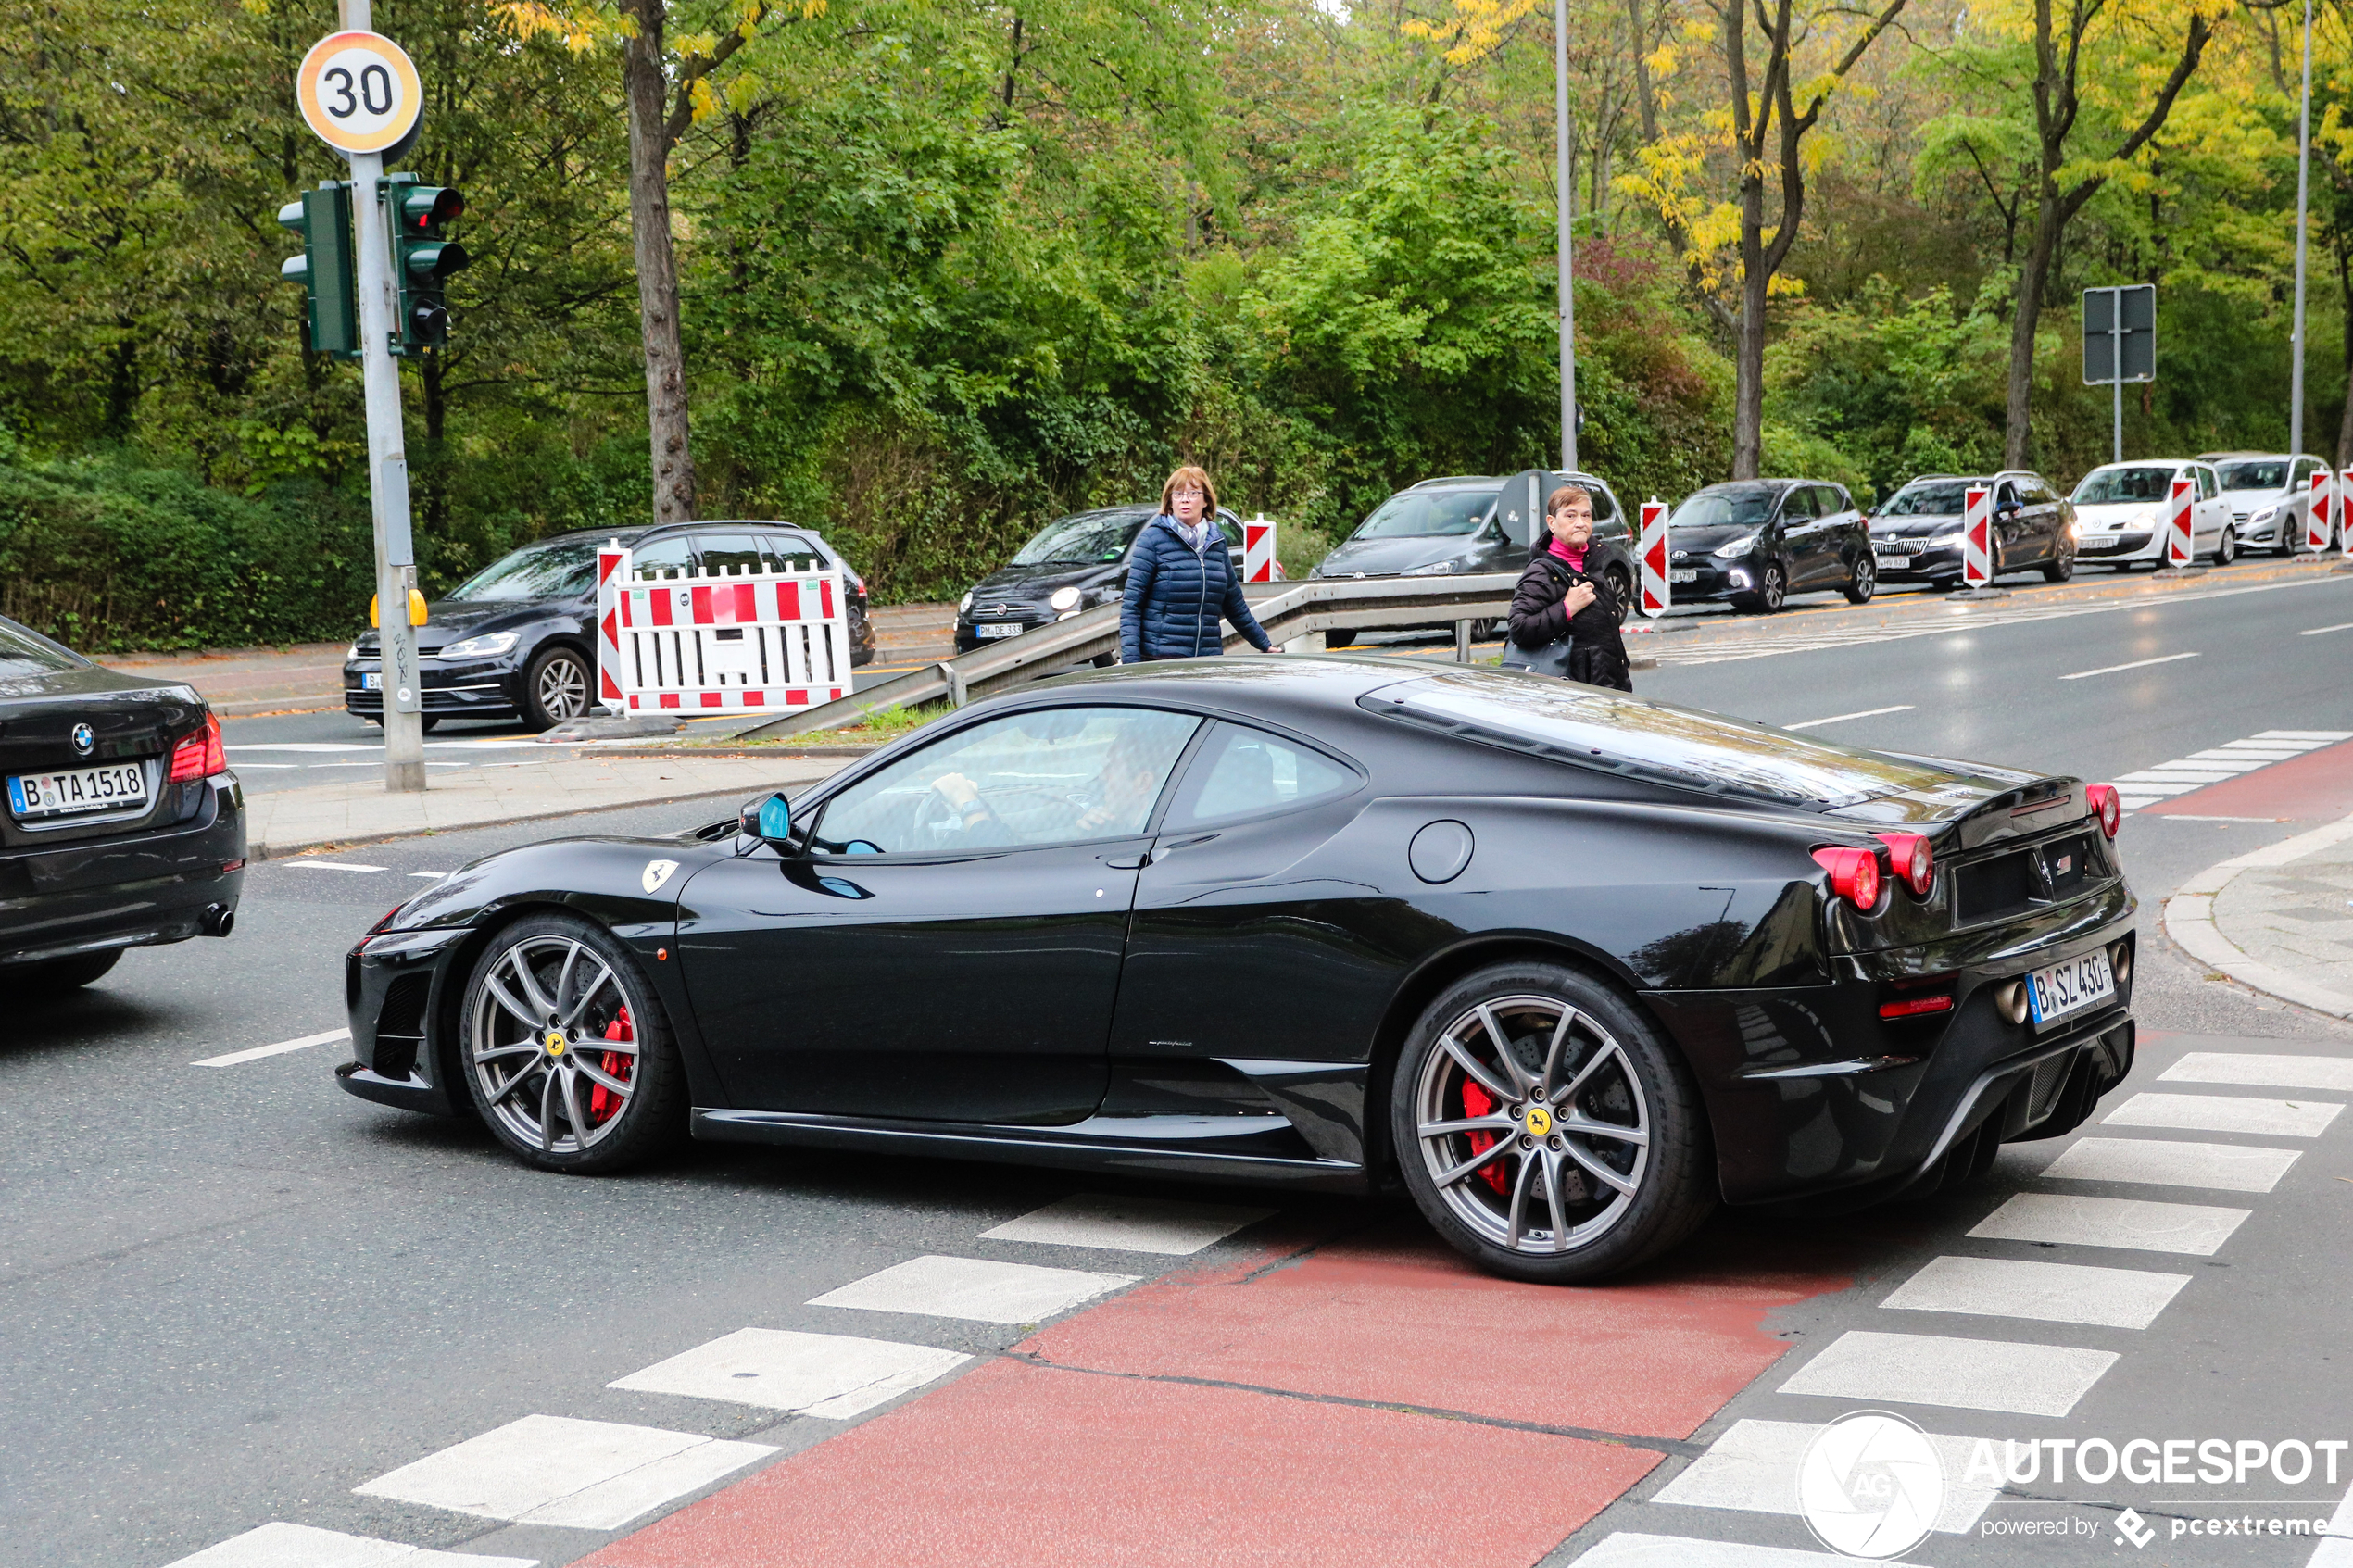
1351, 488, 1497, 540
1365, 671, 1951, 808
1012, 508, 1152, 566
1669, 486, 1779, 529
2071, 466, 2178, 505
447, 537, 607, 602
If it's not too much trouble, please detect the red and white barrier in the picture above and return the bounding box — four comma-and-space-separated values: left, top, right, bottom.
2341, 470, 2353, 556
2309, 470, 2334, 555
2165, 478, 2195, 567
1242, 516, 1283, 583
1962, 485, 1993, 586
595, 544, 850, 716
1638, 497, 1668, 618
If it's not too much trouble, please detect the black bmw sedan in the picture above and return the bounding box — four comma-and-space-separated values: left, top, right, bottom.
1869, 471, 2077, 587
1666, 479, 1875, 611
339, 658, 2136, 1285
1, 614, 244, 994
347, 521, 878, 732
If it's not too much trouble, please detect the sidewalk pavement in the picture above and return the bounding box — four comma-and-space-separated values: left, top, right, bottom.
2167, 810, 2353, 1021
107, 641, 349, 716
243, 751, 853, 859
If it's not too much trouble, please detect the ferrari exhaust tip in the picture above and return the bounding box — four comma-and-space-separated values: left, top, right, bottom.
200, 903, 234, 938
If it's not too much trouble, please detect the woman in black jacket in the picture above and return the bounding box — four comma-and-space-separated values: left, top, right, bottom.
1505, 484, 1632, 691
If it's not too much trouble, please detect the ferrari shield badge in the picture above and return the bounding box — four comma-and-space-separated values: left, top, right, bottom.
641, 859, 678, 895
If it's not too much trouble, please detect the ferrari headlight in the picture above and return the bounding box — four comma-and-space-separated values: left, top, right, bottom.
1711, 533, 1758, 558
437, 631, 519, 660
1401, 559, 1461, 576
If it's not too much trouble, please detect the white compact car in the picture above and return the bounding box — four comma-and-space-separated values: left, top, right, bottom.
2069, 459, 2236, 569
2215, 454, 2336, 554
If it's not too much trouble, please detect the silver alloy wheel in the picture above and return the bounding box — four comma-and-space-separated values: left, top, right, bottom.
1413, 994, 1651, 1255
537, 653, 590, 722
469, 935, 638, 1154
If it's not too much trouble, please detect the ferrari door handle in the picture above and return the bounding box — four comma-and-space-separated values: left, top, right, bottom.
1159, 834, 1221, 851
1098, 851, 1151, 870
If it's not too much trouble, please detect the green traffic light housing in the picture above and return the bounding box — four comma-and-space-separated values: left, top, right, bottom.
385, 176, 470, 351
276, 183, 359, 359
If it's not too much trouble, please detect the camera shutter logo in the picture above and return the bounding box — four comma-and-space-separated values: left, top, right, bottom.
1797, 1410, 1945, 1559
70, 722, 95, 756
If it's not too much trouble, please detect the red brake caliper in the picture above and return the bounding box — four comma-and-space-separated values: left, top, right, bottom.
588, 1004, 634, 1124
1458, 1078, 1512, 1196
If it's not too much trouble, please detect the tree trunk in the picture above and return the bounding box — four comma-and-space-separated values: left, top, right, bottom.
621, 0, 696, 526
2336, 237, 2353, 468
1734, 182, 1768, 478
2004, 200, 2064, 470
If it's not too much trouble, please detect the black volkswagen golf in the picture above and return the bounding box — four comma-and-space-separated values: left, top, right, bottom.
1666, 479, 1876, 611
347, 521, 878, 732
340, 657, 2135, 1285
1, 615, 244, 994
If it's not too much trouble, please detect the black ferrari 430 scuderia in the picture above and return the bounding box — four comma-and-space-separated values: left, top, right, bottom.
339, 658, 2136, 1283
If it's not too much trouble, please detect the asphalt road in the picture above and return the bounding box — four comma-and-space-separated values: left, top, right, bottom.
10, 564, 2353, 1566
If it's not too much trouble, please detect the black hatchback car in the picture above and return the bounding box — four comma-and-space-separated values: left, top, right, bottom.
1, 614, 244, 994
1869, 472, 2077, 586
954, 506, 1247, 656
1666, 479, 1875, 612
347, 521, 878, 732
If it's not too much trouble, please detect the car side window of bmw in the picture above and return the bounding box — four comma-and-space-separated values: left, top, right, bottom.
805, 707, 1203, 857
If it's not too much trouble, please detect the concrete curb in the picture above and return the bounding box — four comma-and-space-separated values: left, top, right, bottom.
2161, 812, 2353, 1020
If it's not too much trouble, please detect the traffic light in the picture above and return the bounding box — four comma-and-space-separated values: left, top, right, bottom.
276, 183, 359, 358
386, 176, 469, 351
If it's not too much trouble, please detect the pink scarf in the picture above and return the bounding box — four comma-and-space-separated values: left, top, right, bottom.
1549, 537, 1588, 573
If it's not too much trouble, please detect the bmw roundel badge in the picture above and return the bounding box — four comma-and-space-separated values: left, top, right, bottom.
70, 722, 94, 756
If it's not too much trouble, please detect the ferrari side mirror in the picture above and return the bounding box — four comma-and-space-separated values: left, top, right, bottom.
741, 791, 792, 845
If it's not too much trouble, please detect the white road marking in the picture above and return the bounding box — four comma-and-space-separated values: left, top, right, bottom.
161, 1521, 538, 1567
2311, 1481, 2353, 1563
193, 1028, 352, 1068
2297, 621, 2353, 635
1968, 1193, 2249, 1255
2059, 651, 2201, 680
981, 1194, 1276, 1255
2105, 1091, 2343, 1138
1781, 705, 1914, 731
1878, 1254, 2189, 1330
1567, 1535, 1860, 1566
354, 1413, 774, 1530
283, 861, 388, 872
2043, 1136, 2302, 1194
608, 1327, 967, 1418
809, 1255, 1137, 1324
2153, 814, 2294, 822
224, 743, 378, 752
1777, 1329, 2117, 1416
1651, 1418, 1998, 1533
2161, 1052, 2353, 1093
2256, 730, 2353, 741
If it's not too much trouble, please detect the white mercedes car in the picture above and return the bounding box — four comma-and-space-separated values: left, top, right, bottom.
2069, 459, 2235, 569
2214, 453, 2335, 554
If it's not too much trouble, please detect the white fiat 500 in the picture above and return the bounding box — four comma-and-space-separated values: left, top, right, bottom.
2069, 459, 2236, 569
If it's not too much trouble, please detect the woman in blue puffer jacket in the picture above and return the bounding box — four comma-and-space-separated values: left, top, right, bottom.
1119, 466, 1277, 663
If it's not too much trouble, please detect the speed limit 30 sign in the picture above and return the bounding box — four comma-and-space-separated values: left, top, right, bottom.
296, 31, 422, 156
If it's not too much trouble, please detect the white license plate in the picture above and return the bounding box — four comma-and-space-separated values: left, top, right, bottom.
2027, 949, 2117, 1028
975, 622, 1024, 639
1875, 553, 1911, 571
7, 762, 150, 821
1667, 568, 1699, 583
360, 671, 383, 690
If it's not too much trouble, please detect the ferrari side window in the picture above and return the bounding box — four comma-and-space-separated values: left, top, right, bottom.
809, 707, 1200, 855
1170, 723, 1359, 828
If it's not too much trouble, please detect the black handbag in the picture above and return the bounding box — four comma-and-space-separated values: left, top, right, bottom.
1500, 556, 1582, 678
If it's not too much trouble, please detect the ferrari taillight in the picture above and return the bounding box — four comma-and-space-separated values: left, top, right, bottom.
1812, 846, 1882, 913
1874, 832, 1935, 897
2085, 784, 2120, 839
169, 712, 225, 783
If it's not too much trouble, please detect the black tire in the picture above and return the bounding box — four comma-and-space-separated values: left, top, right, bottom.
1733, 560, 1787, 613
458, 912, 688, 1173
2276, 519, 2299, 557
1842, 555, 1876, 605
1604, 566, 1633, 613
22, 950, 121, 993
2042, 543, 2075, 583
1325, 628, 1358, 649
521, 646, 594, 732
1391, 960, 1715, 1284
2213, 526, 2237, 567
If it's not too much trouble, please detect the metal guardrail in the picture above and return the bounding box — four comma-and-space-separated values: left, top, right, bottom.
733, 572, 1522, 739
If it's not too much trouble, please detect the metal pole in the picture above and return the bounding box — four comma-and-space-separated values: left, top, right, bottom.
2292, 0, 2315, 465
1555, 0, 1579, 472
340, 0, 425, 792
2111, 292, 2123, 465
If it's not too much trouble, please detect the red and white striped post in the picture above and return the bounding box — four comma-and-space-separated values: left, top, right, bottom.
2309, 469, 2334, 554
595, 540, 628, 714
2164, 477, 2196, 568
1242, 516, 1281, 583
1961, 485, 1993, 586
1638, 497, 1669, 618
